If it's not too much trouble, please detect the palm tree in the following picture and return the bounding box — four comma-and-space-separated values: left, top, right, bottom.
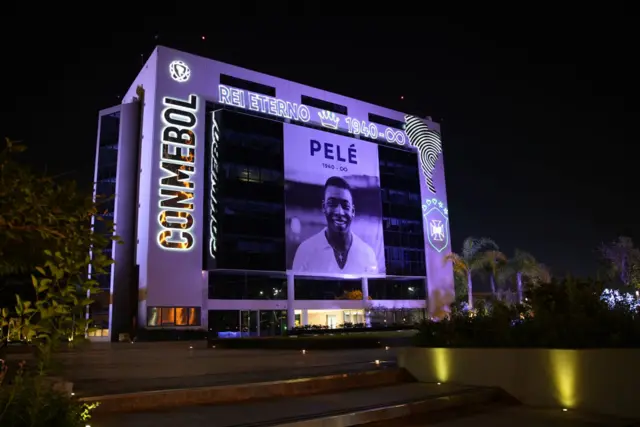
499, 249, 551, 303
599, 236, 640, 288
477, 250, 507, 297
444, 237, 499, 309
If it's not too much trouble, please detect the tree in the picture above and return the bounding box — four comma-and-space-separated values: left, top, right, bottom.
499, 249, 551, 303
599, 236, 640, 289
444, 237, 498, 309
0, 139, 119, 367
0, 139, 73, 276
477, 250, 508, 297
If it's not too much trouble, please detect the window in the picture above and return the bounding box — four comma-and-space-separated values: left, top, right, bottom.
147, 307, 201, 327
294, 276, 363, 300
368, 277, 426, 299
206, 110, 286, 271
209, 271, 287, 299
378, 145, 426, 276
220, 74, 276, 97
301, 95, 348, 115
368, 113, 404, 130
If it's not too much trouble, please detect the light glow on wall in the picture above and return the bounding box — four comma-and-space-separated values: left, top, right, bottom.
432, 348, 451, 382
157, 94, 199, 251
550, 350, 580, 409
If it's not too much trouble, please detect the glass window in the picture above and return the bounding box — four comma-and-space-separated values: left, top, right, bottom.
295, 277, 363, 300
205, 109, 286, 272
208, 271, 287, 299
147, 307, 201, 327
368, 277, 426, 299
378, 145, 426, 277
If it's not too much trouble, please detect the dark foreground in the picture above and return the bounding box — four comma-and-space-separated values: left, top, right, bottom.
51, 342, 639, 427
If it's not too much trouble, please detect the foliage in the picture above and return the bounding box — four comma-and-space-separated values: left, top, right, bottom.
599, 236, 640, 289
415, 277, 640, 348
476, 249, 507, 294
0, 139, 117, 425
0, 360, 97, 427
600, 288, 640, 311
337, 290, 372, 300
500, 249, 550, 285
444, 237, 498, 307
498, 249, 550, 303
0, 139, 119, 367
0, 139, 82, 276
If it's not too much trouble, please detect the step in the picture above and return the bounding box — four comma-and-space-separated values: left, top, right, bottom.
82, 366, 412, 414
72, 359, 396, 395
91, 383, 508, 427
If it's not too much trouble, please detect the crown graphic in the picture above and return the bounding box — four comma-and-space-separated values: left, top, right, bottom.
318, 110, 340, 129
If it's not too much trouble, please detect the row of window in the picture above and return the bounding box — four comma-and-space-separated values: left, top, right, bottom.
208, 308, 426, 337
207, 273, 426, 300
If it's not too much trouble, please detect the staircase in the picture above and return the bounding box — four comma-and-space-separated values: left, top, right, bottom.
88, 366, 514, 427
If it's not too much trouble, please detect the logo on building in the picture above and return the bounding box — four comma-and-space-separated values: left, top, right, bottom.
318, 110, 340, 129
423, 198, 449, 253
169, 60, 191, 83
405, 115, 442, 194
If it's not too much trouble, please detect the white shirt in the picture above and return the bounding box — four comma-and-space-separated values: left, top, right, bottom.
291, 227, 378, 275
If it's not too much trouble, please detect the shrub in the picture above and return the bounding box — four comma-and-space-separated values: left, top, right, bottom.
414, 278, 640, 348
0, 360, 97, 427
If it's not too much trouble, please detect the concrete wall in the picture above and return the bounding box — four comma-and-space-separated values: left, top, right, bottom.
398, 347, 640, 419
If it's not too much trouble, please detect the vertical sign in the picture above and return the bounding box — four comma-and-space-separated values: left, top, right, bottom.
157, 94, 199, 251
404, 115, 454, 317
203, 109, 223, 269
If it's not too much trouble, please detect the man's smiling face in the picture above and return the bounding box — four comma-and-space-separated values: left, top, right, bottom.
323, 185, 354, 234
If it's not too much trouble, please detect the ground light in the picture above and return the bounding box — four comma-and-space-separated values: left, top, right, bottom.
563, 408, 568, 412
302, 349, 306, 354
375, 360, 380, 365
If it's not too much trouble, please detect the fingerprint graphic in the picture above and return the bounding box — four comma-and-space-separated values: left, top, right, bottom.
404, 115, 442, 194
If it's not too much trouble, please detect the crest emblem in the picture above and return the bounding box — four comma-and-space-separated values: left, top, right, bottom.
423, 198, 449, 253
169, 60, 191, 83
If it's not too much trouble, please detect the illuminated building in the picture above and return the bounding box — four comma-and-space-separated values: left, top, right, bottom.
92, 46, 454, 340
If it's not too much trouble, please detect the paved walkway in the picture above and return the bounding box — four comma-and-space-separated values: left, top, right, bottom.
54, 341, 396, 395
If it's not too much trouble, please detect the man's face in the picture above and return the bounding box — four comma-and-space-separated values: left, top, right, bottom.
323, 185, 354, 234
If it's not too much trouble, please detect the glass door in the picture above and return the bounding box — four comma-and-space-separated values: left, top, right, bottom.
326, 315, 337, 329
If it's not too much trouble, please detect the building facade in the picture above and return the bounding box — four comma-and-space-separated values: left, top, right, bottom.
93, 46, 454, 340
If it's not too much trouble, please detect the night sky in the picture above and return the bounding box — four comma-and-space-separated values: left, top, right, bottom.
1, 15, 636, 278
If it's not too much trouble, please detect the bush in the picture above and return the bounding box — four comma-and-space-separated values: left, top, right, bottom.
0, 360, 97, 427
414, 278, 640, 348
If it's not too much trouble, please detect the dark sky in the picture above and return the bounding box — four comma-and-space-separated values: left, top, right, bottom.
1, 15, 636, 278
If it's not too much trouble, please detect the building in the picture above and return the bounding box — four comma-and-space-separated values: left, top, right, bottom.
92, 46, 454, 340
